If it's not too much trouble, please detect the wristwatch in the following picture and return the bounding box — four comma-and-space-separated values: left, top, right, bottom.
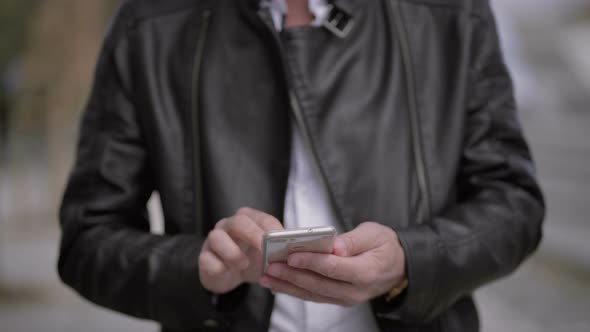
385, 278, 408, 302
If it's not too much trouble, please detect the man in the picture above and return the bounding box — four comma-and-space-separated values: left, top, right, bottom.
57, 0, 545, 331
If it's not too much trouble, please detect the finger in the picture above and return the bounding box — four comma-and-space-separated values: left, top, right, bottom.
265, 263, 364, 304
208, 229, 250, 270
236, 207, 284, 231
287, 252, 369, 285
198, 250, 228, 278
259, 275, 351, 307
333, 222, 389, 256
215, 218, 250, 252
214, 218, 228, 230
225, 214, 266, 251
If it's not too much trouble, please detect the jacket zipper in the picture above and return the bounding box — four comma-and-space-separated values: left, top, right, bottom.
257, 10, 348, 229
190, 10, 211, 231
387, 0, 432, 223
287, 90, 347, 228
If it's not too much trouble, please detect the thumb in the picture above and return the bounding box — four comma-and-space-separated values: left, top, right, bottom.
333, 222, 384, 257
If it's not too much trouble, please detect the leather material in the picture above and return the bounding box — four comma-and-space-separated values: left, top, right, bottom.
58, 0, 544, 331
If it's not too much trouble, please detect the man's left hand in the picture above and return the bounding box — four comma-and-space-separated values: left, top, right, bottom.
259, 222, 406, 307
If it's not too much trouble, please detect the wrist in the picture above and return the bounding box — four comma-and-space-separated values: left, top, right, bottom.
386, 229, 408, 302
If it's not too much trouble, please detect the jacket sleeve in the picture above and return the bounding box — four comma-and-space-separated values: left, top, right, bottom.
57, 7, 236, 330
382, 1, 544, 323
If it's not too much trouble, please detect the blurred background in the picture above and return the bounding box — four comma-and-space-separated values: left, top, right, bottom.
0, 0, 589, 331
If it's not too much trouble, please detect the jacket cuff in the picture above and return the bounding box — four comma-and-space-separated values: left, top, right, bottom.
374, 224, 440, 323
152, 235, 247, 330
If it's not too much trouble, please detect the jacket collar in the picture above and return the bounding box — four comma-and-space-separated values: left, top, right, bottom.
236, 0, 360, 37
242, 0, 359, 15
330, 0, 358, 16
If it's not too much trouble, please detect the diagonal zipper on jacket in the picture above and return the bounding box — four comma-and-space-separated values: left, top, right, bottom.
191, 9, 211, 233
286, 89, 347, 229
257, 9, 349, 230
386, 0, 432, 224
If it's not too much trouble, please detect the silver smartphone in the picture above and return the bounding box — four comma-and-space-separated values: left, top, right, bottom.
262, 226, 337, 273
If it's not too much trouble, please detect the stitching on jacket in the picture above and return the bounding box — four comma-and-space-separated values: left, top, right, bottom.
396, 0, 476, 11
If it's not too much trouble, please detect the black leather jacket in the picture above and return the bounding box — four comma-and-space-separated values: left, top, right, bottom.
58, 0, 544, 331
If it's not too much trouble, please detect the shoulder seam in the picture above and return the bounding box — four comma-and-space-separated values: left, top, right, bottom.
117, 0, 211, 30
102, 0, 212, 52
395, 0, 487, 12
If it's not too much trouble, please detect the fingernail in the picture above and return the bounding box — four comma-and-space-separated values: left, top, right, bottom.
266, 265, 280, 277
287, 256, 300, 267
334, 238, 347, 256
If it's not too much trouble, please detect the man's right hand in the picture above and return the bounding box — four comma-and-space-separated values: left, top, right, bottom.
199, 207, 284, 294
